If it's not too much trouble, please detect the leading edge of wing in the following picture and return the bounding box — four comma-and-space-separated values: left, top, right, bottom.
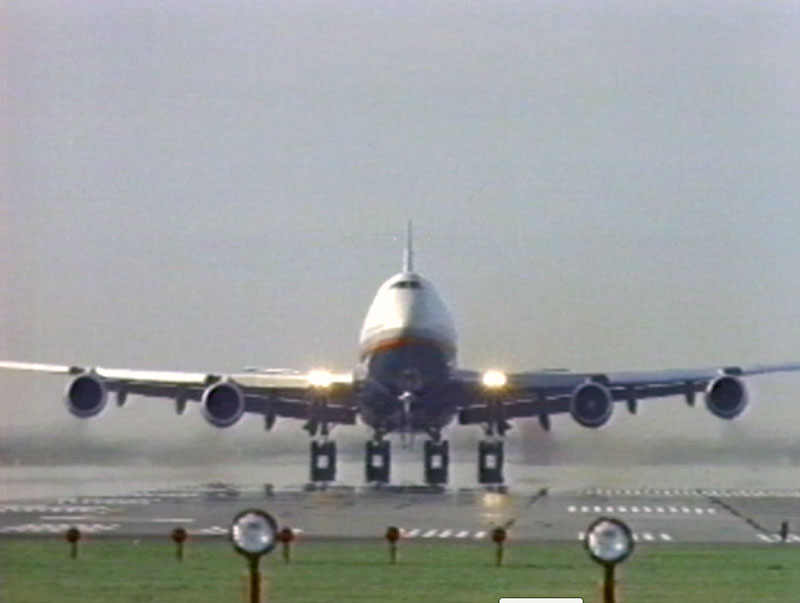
0, 360, 353, 391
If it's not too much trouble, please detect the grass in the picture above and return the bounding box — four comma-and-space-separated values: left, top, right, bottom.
2, 538, 800, 602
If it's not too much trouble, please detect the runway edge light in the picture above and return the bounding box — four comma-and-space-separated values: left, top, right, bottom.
385, 526, 401, 564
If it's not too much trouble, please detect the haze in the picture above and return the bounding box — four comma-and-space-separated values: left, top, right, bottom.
2, 1, 800, 466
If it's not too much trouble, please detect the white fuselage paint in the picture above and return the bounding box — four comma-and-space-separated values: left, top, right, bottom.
358, 271, 457, 366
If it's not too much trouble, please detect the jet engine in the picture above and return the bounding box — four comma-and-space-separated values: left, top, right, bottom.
705, 375, 748, 419
569, 382, 614, 428
65, 373, 108, 418
201, 381, 245, 428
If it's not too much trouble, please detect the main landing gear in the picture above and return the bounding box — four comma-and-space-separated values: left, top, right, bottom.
307, 435, 506, 488
309, 439, 337, 484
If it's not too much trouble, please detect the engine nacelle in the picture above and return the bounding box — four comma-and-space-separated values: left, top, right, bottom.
201, 381, 245, 428
65, 374, 108, 418
705, 375, 748, 420
570, 382, 613, 428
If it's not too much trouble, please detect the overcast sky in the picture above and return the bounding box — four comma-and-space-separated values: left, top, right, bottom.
2, 1, 800, 455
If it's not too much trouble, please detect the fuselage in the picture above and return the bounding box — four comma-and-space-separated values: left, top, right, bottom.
356, 271, 460, 433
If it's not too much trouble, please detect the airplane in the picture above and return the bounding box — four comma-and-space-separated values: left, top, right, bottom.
2, 223, 800, 486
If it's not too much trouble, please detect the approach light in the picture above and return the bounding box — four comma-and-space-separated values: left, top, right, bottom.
231, 509, 278, 557
584, 517, 635, 603
482, 370, 508, 389
307, 369, 334, 388
230, 510, 279, 603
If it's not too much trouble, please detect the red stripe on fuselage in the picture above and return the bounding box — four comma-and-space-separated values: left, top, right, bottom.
359, 335, 454, 362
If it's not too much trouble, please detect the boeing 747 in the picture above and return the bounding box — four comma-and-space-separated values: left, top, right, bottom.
3, 225, 799, 485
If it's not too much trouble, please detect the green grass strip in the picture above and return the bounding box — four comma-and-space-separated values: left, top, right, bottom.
2, 538, 799, 602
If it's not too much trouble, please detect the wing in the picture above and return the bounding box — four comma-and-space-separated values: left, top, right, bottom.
0, 361, 357, 432
455, 362, 800, 432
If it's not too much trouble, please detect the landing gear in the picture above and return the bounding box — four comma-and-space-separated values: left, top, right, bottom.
424, 440, 449, 485
478, 440, 504, 486
309, 440, 337, 484
365, 439, 391, 484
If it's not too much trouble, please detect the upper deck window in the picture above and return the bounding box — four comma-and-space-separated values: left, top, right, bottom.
391, 280, 421, 290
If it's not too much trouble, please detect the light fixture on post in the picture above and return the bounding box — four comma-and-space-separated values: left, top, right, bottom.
230, 509, 279, 603
584, 517, 635, 603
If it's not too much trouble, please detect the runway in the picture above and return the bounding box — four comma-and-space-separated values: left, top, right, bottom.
2, 479, 800, 544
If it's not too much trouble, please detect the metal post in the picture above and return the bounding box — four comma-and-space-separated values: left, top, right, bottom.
389, 541, 397, 564
248, 556, 261, 603
495, 542, 504, 567
603, 564, 615, 603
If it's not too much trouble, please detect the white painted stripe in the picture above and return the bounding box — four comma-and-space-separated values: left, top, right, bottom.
660, 533, 673, 541
643, 532, 655, 542
474, 531, 487, 539
422, 529, 438, 538
618, 506, 628, 513
643, 506, 652, 513
593, 506, 602, 513
631, 506, 640, 513
577, 532, 585, 541
605, 506, 614, 513
567, 505, 577, 513
405, 528, 420, 538
580, 506, 589, 513
438, 529, 453, 538
669, 506, 678, 513
695, 508, 704, 515
455, 530, 469, 538
656, 507, 665, 513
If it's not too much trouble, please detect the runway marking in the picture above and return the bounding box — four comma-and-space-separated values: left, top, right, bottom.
0, 505, 109, 514
567, 506, 715, 516
191, 526, 228, 536
0, 523, 120, 534
577, 531, 673, 543
57, 498, 157, 505
757, 533, 800, 544
587, 488, 800, 499
400, 528, 486, 539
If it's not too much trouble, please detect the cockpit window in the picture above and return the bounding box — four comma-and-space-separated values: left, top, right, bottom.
391, 280, 422, 289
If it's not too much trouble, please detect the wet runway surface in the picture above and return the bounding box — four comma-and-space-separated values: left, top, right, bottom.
3, 481, 800, 544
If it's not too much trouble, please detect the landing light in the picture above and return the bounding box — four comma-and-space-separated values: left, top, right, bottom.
307, 369, 333, 388
482, 370, 507, 389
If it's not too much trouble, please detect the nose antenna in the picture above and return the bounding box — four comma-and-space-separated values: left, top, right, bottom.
402, 220, 414, 273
